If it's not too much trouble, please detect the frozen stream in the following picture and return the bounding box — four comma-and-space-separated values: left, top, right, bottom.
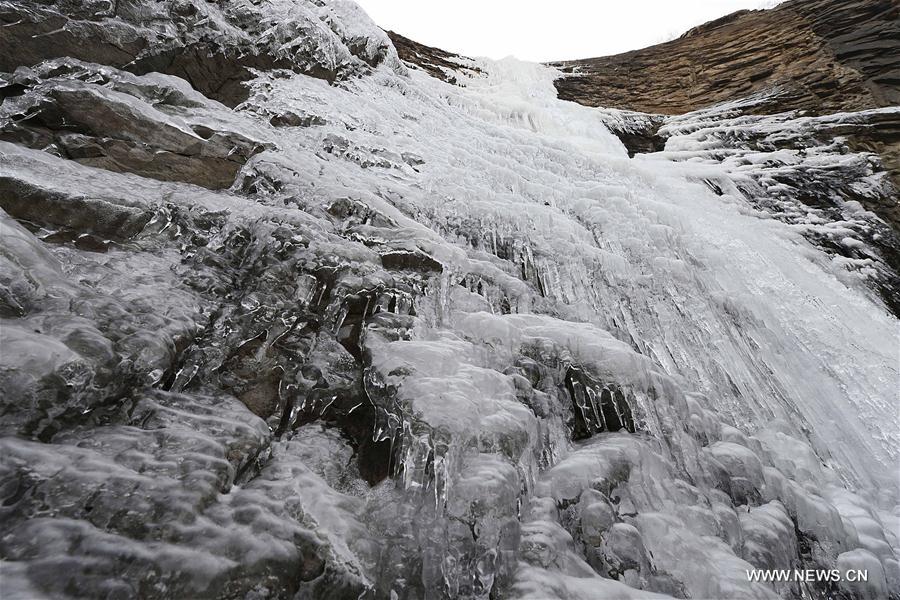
245, 51, 900, 597
0, 2, 897, 598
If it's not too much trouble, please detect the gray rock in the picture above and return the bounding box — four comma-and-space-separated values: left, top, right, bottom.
1, 68, 269, 189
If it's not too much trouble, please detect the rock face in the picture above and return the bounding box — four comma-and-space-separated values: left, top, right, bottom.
0, 0, 401, 106
1, 2, 899, 600
0, 60, 269, 189
551, 0, 900, 116
387, 31, 482, 84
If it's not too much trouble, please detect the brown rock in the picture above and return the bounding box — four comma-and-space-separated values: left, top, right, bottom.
550, 0, 899, 116
387, 30, 481, 83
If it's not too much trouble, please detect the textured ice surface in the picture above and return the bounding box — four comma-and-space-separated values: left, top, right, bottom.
0, 2, 898, 599
634, 95, 900, 315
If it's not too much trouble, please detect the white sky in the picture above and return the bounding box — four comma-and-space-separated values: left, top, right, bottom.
355, 1, 785, 62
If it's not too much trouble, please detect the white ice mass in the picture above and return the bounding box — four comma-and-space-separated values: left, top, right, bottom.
0, 1, 897, 599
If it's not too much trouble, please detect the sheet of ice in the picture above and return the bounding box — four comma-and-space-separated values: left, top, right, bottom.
238, 48, 898, 597
257, 54, 898, 489
1, 2, 898, 598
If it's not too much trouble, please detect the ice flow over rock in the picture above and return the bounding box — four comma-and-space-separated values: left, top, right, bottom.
0, 1, 898, 599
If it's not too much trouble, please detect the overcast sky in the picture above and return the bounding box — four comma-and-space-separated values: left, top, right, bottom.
356, 1, 785, 62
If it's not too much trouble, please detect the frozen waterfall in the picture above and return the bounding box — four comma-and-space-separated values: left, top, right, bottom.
0, 1, 897, 599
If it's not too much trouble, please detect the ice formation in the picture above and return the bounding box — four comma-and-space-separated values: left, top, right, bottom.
0, 1, 898, 599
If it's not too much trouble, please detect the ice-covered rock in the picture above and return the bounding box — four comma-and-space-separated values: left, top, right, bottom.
0, 0, 402, 106
0, 60, 269, 188
0, 1, 898, 599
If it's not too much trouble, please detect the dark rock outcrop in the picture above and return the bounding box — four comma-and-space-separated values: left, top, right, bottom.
387, 31, 481, 83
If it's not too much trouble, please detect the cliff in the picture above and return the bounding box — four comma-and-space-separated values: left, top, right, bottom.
0, 2, 898, 600
551, 0, 900, 116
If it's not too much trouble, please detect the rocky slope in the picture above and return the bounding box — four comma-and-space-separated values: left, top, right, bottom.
551, 0, 900, 116
0, 2, 899, 600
